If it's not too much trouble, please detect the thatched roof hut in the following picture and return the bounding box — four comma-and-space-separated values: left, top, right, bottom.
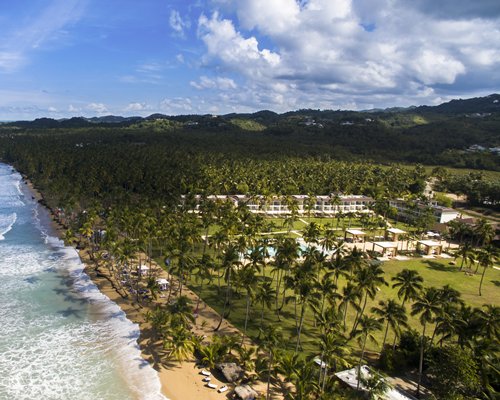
234, 384, 258, 400
216, 362, 243, 383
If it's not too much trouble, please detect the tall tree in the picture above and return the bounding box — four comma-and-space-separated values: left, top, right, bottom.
411, 287, 442, 397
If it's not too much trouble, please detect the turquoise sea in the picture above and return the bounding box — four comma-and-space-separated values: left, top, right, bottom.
0, 163, 166, 400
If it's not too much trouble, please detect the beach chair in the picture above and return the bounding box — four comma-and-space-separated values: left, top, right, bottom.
201, 369, 211, 376
207, 383, 217, 389
218, 385, 228, 393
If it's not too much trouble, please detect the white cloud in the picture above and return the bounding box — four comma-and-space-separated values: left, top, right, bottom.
169, 10, 190, 37
86, 102, 108, 114
194, 0, 500, 110
190, 76, 237, 90
125, 102, 148, 112
0, 0, 87, 72
159, 98, 193, 114
198, 13, 281, 78
412, 50, 466, 85
0, 52, 24, 72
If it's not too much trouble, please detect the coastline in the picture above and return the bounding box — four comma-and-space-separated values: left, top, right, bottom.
22, 176, 262, 400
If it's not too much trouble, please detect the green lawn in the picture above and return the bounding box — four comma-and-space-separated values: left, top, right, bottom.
187, 257, 499, 356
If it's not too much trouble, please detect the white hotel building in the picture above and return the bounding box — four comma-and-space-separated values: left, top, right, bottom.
182, 194, 374, 215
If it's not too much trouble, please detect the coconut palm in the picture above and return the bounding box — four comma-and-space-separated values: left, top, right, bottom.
474, 218, 495, 247
476, 245, 499, 296
351, 262, 388, 335
411, 287, 443, 397
237, 265, 258, 338
255, 280, 276, 330
314, 275, 338, 315
391, 269, 424, 307
455, 241, 475, 271
339, 282, 362, 330
215, 244, 241, 331
352, 315, 382, 390
473, 304, 499, 341
318, 331, 351, 392
259, 325, 283, 400
371, 299, 408, 351
164, 325, 195, 363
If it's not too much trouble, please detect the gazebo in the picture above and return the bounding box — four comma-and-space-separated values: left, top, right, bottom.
156, 278, 169, 291
345, 229, 365, 243
372, 241, 399, 257
385, 227, 406, 242
417, 240, 442, 255
138, 264, 149, 275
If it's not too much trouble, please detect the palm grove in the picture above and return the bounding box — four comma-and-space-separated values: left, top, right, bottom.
0, 124, 498, 400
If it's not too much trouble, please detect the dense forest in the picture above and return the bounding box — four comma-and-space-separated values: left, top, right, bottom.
0, 94, 498, 400
0, 94, 499, 212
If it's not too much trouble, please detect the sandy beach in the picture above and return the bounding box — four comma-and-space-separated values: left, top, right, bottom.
23, 176, 265, 400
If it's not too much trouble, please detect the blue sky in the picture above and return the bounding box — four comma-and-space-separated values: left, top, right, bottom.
1, 0, 499, 119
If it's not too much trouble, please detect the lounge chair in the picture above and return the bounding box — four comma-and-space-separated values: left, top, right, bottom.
203, 377, 211, 382
218, 385, 228, 393
207, 383, 217, 389
201, 369, 211, 376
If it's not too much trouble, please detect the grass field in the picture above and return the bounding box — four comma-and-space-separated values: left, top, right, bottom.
187, 257, 499, 356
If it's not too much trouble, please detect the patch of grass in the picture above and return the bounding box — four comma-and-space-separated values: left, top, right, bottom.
188, 257, 499, 356
230, 118, 267, 131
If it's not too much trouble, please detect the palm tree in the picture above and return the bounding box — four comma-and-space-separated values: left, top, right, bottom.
318, 331, 351, 392
473, 304, 499, 341
259, 325, 283, 400
215, 244, 241, 331
238, 265, 258, 338
339, 282, 362, 330
302, 221, 323, 245
391, 269, 424, 307
476, 245, 499, 296
193, 254, 214, 313
197, 342, 221, 369
473, 218, 495, 247
353, 315, 382, 390
344, 246, 367, 277
455, 241, 475, 271
411, 287, 442, 397
351, 262, 388, 335
273, 236, 300, 319
371, 299, 408, 351
254, 280, 276, 330
325, 251, 349, 290
314, 275, 337, 314
164, 325, 195, 362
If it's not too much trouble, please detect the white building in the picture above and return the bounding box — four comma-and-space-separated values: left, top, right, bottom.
389, 199, 460, 223
180, 194, 374, 216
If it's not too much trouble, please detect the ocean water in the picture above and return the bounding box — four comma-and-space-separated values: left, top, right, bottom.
0, 164, 166, 400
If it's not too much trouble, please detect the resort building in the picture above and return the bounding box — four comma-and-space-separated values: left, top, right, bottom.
389, 199, 460, 224
180, 194, 374, 215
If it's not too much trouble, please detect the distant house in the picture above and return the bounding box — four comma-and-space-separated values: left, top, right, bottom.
389, 199, 460, 224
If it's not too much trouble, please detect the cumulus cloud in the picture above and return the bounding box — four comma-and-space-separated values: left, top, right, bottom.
198, 13, 281, 78
159, 97, 194, 114
194, 0, 500, 110
190, 76, 237, 90
169, 10, 190, 37
86, 102, 108, 114
124, 102, 149, 112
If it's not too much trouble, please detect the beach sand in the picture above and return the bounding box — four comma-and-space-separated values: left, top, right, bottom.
23, 177, 266, 400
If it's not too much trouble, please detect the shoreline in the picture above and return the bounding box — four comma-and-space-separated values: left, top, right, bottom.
21, 175, 263, 400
